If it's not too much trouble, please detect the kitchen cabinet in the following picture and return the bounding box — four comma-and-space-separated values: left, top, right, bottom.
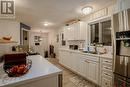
87, 59, 99, 84
70, 52, 79, 72
79, 55, 99, 84
114, 0, 130, 13
59, 50, 69, 66
63, 26, 68, 40
89, 8, 107, 20
68, 24, 75, 40
100, 57, 113, 87
113, 9, 130, 32
59, 50, 64, 65
108, 5, 114, 16
101, 76, 112, 87
64, 21, 86, 41
59, 50, 78, 72
79, 22, 87, 40
77, 54, 89, 78
121, 0, 130, 10
113, 0, 122, 13
59, 50, 100, 85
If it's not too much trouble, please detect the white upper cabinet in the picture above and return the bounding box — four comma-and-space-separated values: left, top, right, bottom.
113, 0, 122, 13
121, 0, 130, 10
114, 0, 130, 12
79, 22, 87, 40
64, 21, 86, 41
89, 8, 107, 21
117, 9, 130, 31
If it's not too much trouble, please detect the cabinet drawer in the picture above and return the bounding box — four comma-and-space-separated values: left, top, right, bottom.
102, 71, 112, 77
102, 72, 112, 87
102, 59, 112, 65
102, 76, 112, 87
102, 65, 112, 71
85, 55, 99, 62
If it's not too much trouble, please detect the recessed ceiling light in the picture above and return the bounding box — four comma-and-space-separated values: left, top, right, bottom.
67, 27, 71, 30
82, 6, 93, 15
43, 22, 49, 26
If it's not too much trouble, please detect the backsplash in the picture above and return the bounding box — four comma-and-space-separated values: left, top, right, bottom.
103, 46, 113, 54
67, 40, 85, 50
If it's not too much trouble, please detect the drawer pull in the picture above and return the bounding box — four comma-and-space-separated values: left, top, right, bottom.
85, 60, 90, 63
105, 61, 109, 63
105, 73, 109, 76
105, 67, 109, 69
105, 82, 108, 85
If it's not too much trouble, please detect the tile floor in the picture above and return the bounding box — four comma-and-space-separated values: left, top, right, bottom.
47, 58, 96, 87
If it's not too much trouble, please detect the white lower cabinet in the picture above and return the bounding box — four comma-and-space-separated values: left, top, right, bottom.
101, 75, 112, 87
88, 60, 99, 84
68, 52, 78, 72
100, 58, 113, 87
59, 50, 100, 85
77, 54, 89, 78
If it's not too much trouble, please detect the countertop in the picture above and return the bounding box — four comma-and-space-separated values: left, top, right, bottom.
0, 55, 62, 87
59, 48, 113, 59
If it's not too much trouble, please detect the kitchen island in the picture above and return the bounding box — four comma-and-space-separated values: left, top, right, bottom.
0, 55, 62, 87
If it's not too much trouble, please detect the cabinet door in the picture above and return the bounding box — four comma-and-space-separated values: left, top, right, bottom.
126, 9, 130, 31
113, 0, 122, 13
71, 52, 78, 72
67, 24, 75, 40
77, 54, 88, 77
102, 76, 112, 87
80, 22, 86, 40
63, 26, 68, 40
122, 0, 130, 10
59, 51, 64, 64
66, 52, 73, 69
59, 51, 69, 67
63, 51, 69, 67
88, 61, 99, 84
74, 22, 80, 40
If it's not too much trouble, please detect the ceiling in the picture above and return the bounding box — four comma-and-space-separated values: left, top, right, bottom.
15, 0, 114, 30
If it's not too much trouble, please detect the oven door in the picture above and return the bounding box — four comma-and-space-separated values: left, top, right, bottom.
114, 55, 130, 78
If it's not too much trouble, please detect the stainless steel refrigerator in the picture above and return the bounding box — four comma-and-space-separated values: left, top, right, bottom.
114, 31, 130, 87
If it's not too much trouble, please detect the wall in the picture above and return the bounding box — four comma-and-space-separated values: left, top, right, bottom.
0, 20, 20, 57
30, 28, 58, 57
30, 31, 49, 57
0, 20, 20, 44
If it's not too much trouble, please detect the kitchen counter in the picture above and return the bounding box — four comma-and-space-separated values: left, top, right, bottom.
59, 48, 113, 59
0, 55, 62, 87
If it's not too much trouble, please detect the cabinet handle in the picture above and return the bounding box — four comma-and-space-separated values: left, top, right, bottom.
85, 60, 90, 63
105, 61, 109, 63
105, 82, 108, 85
104, 67, 109, 69
105, 73, 109, 76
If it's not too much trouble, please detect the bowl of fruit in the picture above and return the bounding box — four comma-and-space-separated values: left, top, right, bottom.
5, 59, 32, 77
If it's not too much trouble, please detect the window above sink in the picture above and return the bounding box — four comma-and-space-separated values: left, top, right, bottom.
89, 17, 112, 46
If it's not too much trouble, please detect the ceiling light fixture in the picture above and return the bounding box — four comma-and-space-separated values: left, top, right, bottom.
82, 6, 93, 15
43, 22, 49, 26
